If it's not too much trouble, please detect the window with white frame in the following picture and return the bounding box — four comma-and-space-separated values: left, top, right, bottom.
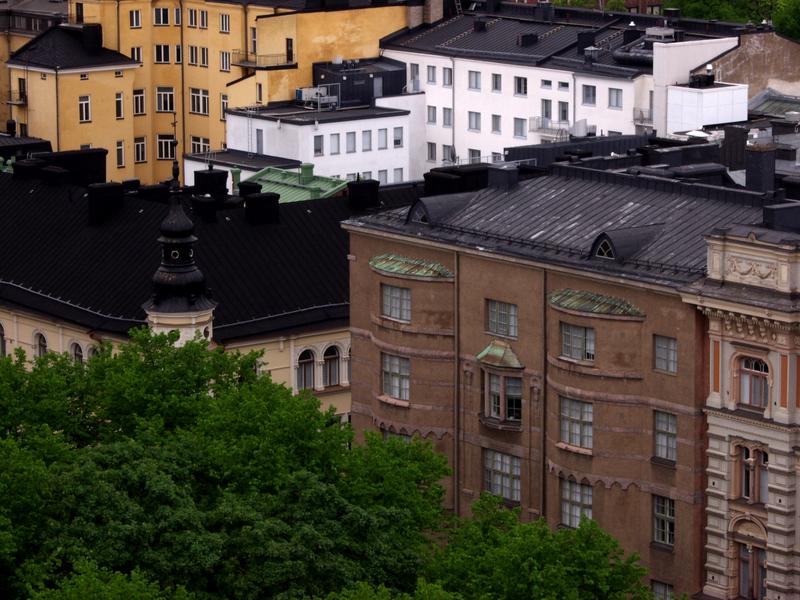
739, 446, 769, 503
559, 100, 569, 122
560, 397, 593, 449
313, 135, 324, 156
220, 51, 230, 72
442, 144, 453, 162
346, 131, 356, 153
541, 99, 552, 120
653, 495, 675, 546
256, 83, 263, 104
115, 140, 124, 168
174, 7, 181, 25
199, 10, 207, 28
514, 76, 527, 96
393, 168, 403, 182
427, 65, 436, 83
468, 70, 481, 90
651, 581, 674, 600
468, 111, 481, 131
330, 133, 340, 155
250, 26, 257, 54
200, 47, 208, 67
378, 128, 387, 149
323, 346, 340, 387
33, 332, 48, 358
115, 92, 124, 119
541, 79, 552, 89
220, 13, 230, 33
468, 148, 481, 164
297, 349, 315, 390
382, 353, 410, 400
561, 322, 595, 361
188, 45, 198, 65
360, 130, 372, 151
491, 73, 501, 92
174, 44, 182, 64
443, 67, 453, 86
153, 7, 169, 25
70, 342, 83, 363
491, 114, 501, 133
654, 411, 677, 462
492, 152, 503, 163
484, 449, 521, 502
381, 284, 411, 322
393, 127, 403, 148
483, 372, 522, 422
654, 335, 677, 373
486, 299, 517, 337
513, 117, 526, 138
582, 84, 597, 105
427, 142, 436, 162
608, 87, 623, 109
191, 136, 210, 153
443, 107, 452, 127
362, 171, 372, 180
427, 105, 437, 124
157, 134, 175, 160
129, 9, 141, 28
134, 137, 146, 163
78, 95, 91, 122
130, 46, 142, 63
154, 44, 170, 63
558, 81, 569, 91
561, 479, 592, 527
740, 357, 769, 408
190, 88, 209, 115
187, 8, 197, 26
220, 94, 228, 121
378, 170, 387, 184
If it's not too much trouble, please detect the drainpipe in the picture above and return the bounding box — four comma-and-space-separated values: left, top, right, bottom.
179, 0, 186, 180
450, 56, 456, 161
571, 72, 577, 131
453, 249, 460, 515
540, 269, 548, 520
116, 0, 120, 50
55, 67, 60, 150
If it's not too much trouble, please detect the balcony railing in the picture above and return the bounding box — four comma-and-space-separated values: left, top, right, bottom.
633, 108, 653, 124
7, 91, 27, 105
231, 50, 295, 69
530, 116, 570, 133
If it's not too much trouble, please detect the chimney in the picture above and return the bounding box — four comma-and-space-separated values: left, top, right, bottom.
474, 16, 488, 33
663, 7, 681, 21
81, 23, 102, 54
347, 179, 380, 211
623, 22, 641, 45
763, 201, 800, 232
193, 167, 228, 204
238, 180, 262, 197
423, 0, 442, 25
488, 163, 518, 191
245, 192, 280, 224
746, 144, 776, 193
517, 33, 539, 47
584, 46, 600, 65
539, 0, 554, 22
40, 165, 68, 186
191, 193, 217, 222
577, 30, 596, 55
12, 157, 46, 180
87, 182, 124, 225
299, 163, 315, 185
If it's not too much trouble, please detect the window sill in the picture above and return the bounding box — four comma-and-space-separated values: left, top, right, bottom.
582, 103, 596, 107
556, 441, 592, 456
316, 384, 349, 396
607, 106, 623, 111
653, 368, 678, 377
736, 403, 767, 415
479, 414, 522, 432
650, 541, 674, 554
483, 330, 517, 341
378, 394, 410, 408
729, 497, 767, 512
650, 456, 676, 470
514, 93, 528, 98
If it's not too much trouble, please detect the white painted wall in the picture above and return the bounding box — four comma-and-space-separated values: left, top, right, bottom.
573, 75, 637, 136
653, 37, 739, 135
666, 82, 748, 134
375, 92, 426, 180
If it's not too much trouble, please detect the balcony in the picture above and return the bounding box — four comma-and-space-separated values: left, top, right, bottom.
633, 107, 653, 124
530, 116, 570, 134
7, 91, 27, 106
231, 50, 295, 69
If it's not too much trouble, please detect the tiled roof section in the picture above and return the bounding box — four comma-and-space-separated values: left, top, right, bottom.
8, 24, 138, 70
368, 253, 454, 279
0, 173, 362, 341
549, 288, 644, 317
245, 166, 348, 201
350, 168, 767, 288
476, 340, 524, 369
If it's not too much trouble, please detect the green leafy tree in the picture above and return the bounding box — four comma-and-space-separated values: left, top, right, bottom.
774, 0, 800, 39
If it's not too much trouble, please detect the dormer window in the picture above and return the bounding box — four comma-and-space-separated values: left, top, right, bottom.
409, 204, 428, 224
595, 239, 615, 259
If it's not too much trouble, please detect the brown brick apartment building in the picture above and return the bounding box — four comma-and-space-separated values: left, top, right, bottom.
344, 163, 781, 597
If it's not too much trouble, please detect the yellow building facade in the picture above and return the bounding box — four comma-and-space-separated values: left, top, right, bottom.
6, 1, 408, 183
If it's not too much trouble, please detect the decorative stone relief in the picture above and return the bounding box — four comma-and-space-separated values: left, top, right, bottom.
698, 307, 794, 344
726, 255, 778, 285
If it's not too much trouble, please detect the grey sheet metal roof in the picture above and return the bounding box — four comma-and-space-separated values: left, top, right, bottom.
349, 169, 766, 288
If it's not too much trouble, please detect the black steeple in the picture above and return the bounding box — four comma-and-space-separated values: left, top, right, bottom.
142, 159, 216, 315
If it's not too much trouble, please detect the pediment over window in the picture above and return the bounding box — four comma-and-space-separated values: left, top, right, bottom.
476, 340, 524, 370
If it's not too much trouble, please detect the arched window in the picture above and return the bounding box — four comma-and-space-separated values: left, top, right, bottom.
740, 358, 769, 408
33, 333, 47, 358
70, 342, 83, 364
595, 238, 615, 259
323, 346, 340, 387
87, 346, 98, 359
296, 349, 315, 390
0, 323, 5, 357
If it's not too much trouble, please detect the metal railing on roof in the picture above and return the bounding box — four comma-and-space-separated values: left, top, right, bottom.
6, 91, 26, 106
232, 50, 295, 69
530, 116, 570, 133
633, 108, 653, 124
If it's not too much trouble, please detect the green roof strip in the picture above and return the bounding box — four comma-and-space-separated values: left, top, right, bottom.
368, 253, 454, 279
476, 340, 524, 370
243, 163, 347, 203
548, 288, 645, 317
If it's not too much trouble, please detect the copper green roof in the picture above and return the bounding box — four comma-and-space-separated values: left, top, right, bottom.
244, 165, 347, 202
476, 340, 524, 369
369, 254, 454, 279
548, 289, 644, 317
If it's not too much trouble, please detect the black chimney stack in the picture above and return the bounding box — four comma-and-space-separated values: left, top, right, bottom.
577, 30, 596, 55
745, 144, 776, 194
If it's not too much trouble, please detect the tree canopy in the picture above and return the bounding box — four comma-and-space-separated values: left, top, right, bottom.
1, 330, 659, 599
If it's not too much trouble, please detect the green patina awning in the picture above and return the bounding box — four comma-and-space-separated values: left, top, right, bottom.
243, 164, 347, 202
548, 289, 644, 317
369, 253, 454, 279
476, 340, 524, 370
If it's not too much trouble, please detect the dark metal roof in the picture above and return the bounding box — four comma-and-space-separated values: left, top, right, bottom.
0, 135, 51, 159
8, 24, 138, 70
227, 104, 409, 125
184, 150, 301, 171
0, 172, 411, 342
348, 167, 768, 288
